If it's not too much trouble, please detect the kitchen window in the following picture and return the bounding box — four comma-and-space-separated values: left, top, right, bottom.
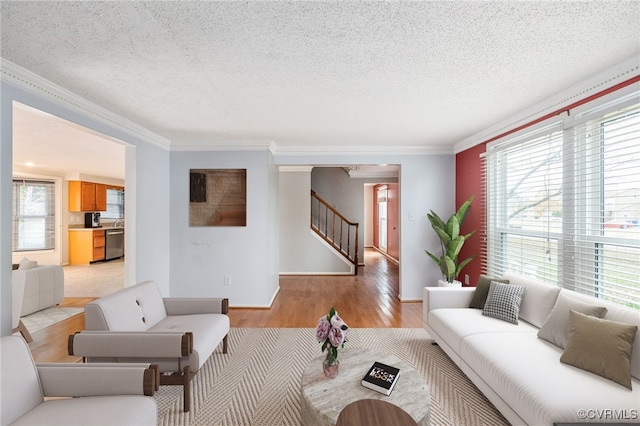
485, 90, 640, 309
103, 188, 124, 219
12, 179, 55, 251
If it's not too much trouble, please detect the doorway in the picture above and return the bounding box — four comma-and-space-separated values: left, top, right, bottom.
11, 102, 129, 297
377, 186, 388, 253
372, 183, 399, 262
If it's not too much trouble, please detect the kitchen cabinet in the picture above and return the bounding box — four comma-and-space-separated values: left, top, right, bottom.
69, 181, 107, 211
69, 229, 105, 264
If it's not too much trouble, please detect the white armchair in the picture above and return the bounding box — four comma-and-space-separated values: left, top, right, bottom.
0, 335, 158, 426
68, 280, 230, 412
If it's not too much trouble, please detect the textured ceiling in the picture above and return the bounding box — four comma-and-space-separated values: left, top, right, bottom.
2, 1, 639, 159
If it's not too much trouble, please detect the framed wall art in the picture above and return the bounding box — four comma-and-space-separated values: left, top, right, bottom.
189, 168, 247, 227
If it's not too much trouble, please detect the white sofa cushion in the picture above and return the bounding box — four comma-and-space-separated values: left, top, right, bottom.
10, 396, 157, 426
537, 292, 608, 348
460, 332, 640, 426
429, 309, 538, 356
84, 281, 168, 331
149, 313, 230, 370
502, 272, 561, 327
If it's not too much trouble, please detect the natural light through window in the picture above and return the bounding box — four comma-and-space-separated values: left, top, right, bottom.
486, 92, 640, 309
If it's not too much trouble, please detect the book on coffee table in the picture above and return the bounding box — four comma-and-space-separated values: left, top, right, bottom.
361, 361, 400, 396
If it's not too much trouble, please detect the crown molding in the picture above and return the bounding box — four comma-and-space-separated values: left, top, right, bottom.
1, 58, 171, 149
279, 166, 314, 173
454, 55, 640, 154
345, 169, 399, 179
169, 140, 276, 152
273, 144, 453, 156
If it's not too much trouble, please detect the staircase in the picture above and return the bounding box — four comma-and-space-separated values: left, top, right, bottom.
310, 190, 359, 274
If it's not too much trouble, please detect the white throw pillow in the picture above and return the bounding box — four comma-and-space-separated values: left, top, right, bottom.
537, 292, 607, 349
18, 257, 38, 270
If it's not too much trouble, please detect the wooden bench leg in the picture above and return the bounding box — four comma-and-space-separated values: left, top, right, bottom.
183, 366, 191, 412
223, 334, 228, 354
12, 320, 33, 343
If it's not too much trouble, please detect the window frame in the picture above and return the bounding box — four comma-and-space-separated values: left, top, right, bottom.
485, 90, 640, 309
12, 179, 56, 252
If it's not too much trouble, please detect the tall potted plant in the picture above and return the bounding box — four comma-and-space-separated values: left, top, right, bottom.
425, 195, 476, 286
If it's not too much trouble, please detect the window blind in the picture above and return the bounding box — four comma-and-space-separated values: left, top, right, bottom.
485, 93, 640, 309
12, 179, 55, 251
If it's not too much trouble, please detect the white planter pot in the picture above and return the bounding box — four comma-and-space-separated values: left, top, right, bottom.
438, 279, 462, 288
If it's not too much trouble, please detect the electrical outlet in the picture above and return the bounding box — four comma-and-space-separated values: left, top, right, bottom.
224, 275, 231, 286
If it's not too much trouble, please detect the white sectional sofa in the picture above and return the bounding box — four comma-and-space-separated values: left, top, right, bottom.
12, 264, 64, 316
423, 272, 640, 426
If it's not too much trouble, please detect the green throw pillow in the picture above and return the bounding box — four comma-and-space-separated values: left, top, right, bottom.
469, 275, 510, 309
560, 310, 638, 390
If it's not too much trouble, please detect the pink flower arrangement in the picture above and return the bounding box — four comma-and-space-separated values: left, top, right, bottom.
316, 307, 349, 366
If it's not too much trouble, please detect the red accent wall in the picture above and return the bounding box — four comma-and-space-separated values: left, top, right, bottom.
455, 143, 487, 287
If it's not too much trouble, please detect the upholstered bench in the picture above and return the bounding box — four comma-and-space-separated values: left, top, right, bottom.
69, 280, 230, 412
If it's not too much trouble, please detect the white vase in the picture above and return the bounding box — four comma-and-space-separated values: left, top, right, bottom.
438, 279, 462, 288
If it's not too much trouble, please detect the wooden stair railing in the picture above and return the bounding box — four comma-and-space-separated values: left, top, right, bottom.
310, 190, 359, 274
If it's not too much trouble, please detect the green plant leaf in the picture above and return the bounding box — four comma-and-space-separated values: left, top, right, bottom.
425, 250, 441, 266
455, 255, 476, 278
456, 195, 474, 225
433, 225, 451, 246
445, 214, 460, 240
442, 255, 456, 281
446, 236, 465, 258
427, 211, 446, 230
462, 230, 476, 240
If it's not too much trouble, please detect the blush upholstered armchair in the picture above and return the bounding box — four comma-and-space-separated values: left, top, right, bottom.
68, 280, 230, 412
1, 335, 158, 426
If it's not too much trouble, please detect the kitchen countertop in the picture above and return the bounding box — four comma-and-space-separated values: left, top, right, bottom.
68, 227, 124, 231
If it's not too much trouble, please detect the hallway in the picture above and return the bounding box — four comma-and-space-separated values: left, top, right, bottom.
230, 247, 422, 328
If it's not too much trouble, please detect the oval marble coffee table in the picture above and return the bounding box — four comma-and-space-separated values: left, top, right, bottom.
300, 348, 430, 426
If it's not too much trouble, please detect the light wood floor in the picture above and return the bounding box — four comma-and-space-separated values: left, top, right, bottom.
28, 248, 422, 363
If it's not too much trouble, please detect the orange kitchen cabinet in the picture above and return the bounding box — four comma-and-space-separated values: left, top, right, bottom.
69, 181, 107, 211
69, 230, 105, 264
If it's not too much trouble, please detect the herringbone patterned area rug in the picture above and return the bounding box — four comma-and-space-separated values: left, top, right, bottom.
155, 328, 509, 426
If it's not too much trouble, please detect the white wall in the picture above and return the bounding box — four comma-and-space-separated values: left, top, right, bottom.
1, 80, 172, 335
168, 149, 279, 307
274, 153, 455, 301
279, 168, 352, 274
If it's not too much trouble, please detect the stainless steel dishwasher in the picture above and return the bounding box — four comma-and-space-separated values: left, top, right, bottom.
105, 229, 124, 260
